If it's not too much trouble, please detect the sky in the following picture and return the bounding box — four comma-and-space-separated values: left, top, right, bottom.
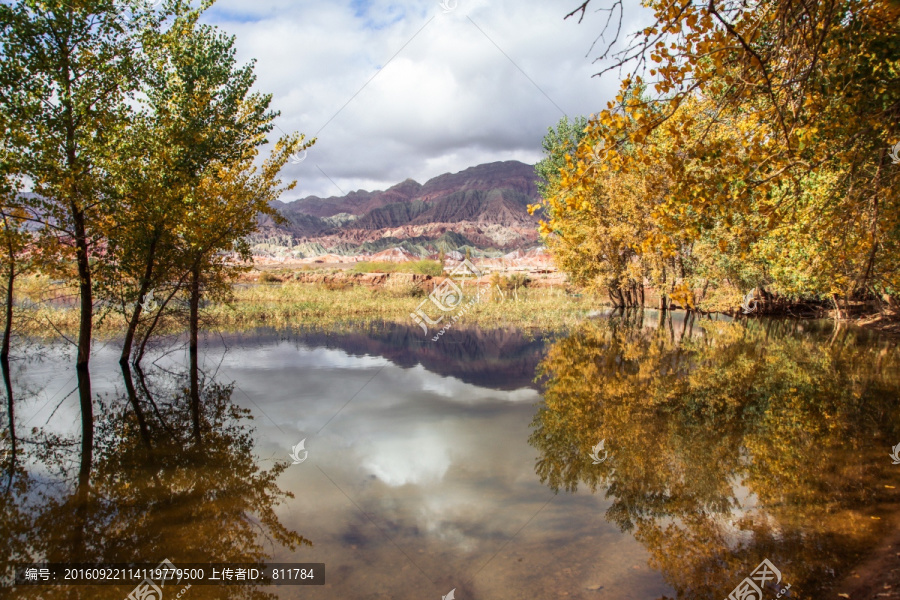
200, 0, 646, 201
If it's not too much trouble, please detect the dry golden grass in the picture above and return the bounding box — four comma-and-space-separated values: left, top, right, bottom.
12, 277, 596, 341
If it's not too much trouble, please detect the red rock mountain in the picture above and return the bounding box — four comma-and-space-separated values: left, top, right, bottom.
256, 160, 542, 258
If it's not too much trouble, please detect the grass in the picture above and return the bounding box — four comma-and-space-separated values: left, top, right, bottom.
217, 281, 590, 332
12, 275, 596, 341
351, 260, 444, 276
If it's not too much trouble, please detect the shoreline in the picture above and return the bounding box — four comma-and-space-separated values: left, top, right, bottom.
10, 273, 900, 342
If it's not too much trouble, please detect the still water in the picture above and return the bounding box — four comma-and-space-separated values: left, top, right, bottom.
2, 311, 899, 599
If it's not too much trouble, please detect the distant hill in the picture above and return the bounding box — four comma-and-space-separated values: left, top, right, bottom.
253, 161, 543, 259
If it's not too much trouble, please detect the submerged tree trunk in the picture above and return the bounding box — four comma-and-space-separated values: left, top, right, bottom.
121, 362, 152, 449
76, 365, 93, 493
189, 262, 201, 442
3, 356, 15, 492
73, 203, 95, 496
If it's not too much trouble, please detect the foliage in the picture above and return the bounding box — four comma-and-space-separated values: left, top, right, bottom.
539, 0, 900, 313
0, 0, 311, 364
534, 115, 590, 198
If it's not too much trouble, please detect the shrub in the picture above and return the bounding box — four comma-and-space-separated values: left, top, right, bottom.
508, 272, 531, 289
489, 272, 531, 291
258, 272, 282, 283
408, 260, 443, 277
352, 260, 443, 277
322, 280, 352, 291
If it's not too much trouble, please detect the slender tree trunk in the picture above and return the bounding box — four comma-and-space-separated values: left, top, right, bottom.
680, 311, 692, 344
189, 262, 201, 442
76, 365, 93, 492
121, 363, 152, 449
134, 285, 182, 365
73, 204, 95, 495
2, 254, 13, 361
3, 356, 14, 492
831, 293, 844, 319
63, 71, 95, 504
659, 266, 668, 311
121, 237, 159, 364
67, 165, 92, 367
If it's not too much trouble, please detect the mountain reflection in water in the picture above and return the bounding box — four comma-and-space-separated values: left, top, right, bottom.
0, 315, 898, 599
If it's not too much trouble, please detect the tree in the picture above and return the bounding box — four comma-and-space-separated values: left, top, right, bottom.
551, 0, 900, 313
175, 136, 305, 439
103, 2, 312, 365
534, 115, 589, 198
0, 0, 165, 367
0, 0, 168, 493
0, 204, 31, 360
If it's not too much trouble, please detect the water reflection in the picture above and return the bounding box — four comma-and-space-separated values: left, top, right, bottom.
216, 322, 550, 390
1, 359, 308, 599
2, 317, 899, 599
530, 311, 900, 598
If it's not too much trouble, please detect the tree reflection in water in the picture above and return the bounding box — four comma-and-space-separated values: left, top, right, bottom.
530, 311, 900, 599
1, 358, 309, 599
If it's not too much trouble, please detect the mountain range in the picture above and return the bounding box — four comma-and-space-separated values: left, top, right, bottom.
253, 160, 543, 258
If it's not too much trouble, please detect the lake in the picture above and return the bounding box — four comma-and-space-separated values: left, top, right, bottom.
3, 310, 900, 599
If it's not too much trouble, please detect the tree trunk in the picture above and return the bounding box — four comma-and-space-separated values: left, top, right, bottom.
860, 148, 885, 296
1, 253, 13, 361
134, 285, 182, 365
189, 262, 201, 442
72, 207, 93, 366
2, 356, 14, 492
831, 293, 844, 319
121, 237, 158, 364
75, 364, 93, 496
659, 266, 668, 311
73, 204, 95, 495
121, 362, 152, 449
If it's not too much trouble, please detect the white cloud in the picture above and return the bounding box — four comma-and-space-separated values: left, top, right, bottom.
201, 0, 631, 200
